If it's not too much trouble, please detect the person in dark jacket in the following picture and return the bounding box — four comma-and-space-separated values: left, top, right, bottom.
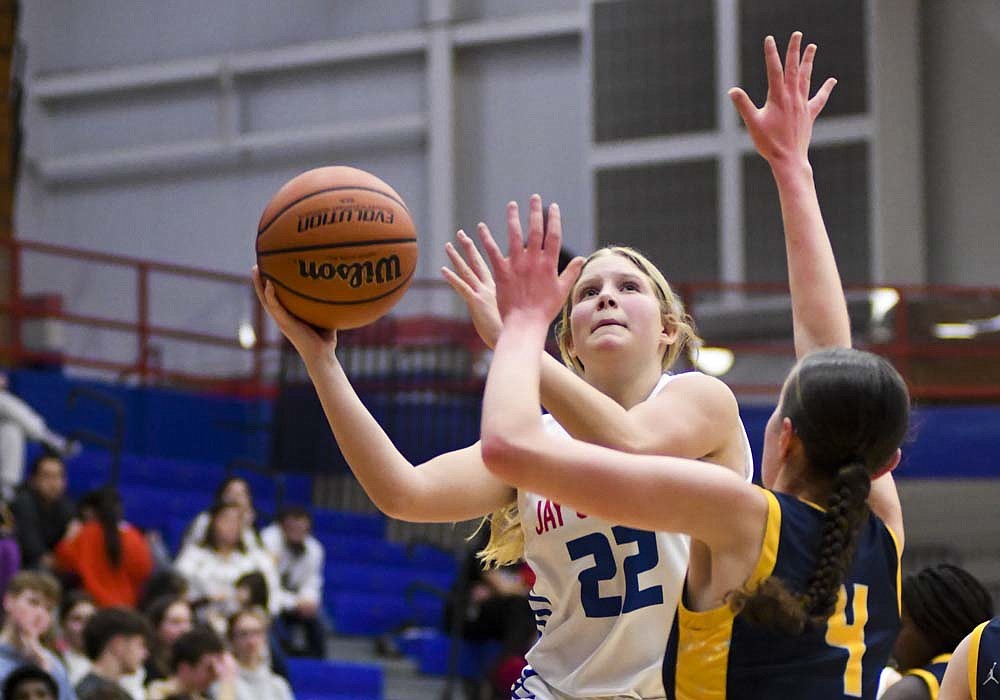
10, 455, 75, 571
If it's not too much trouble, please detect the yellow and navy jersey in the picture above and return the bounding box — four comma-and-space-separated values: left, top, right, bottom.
663, 488, 901, 699
901, 653, 951, 700
969, 617, 1000, 699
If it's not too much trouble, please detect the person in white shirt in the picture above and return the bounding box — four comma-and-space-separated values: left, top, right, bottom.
182, 478, 260, 553
260, 506, 326, 657
175, 504, 280, 635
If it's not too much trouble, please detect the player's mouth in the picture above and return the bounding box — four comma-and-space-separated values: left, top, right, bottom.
591, 319, 627, 333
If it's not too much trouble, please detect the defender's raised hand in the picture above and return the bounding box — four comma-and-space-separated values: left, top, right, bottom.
728, 32, 836, 166
480, 195, 584, 325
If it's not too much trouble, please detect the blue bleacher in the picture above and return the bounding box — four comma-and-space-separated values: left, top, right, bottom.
325, 562, 455, 597
318, 534, 409, 566
394, 629, 502, 679
285, 658, 383, 700
312, 509, 387, 538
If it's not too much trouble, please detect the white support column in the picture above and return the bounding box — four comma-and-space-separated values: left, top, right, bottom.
869, 0, 925, 284
716, 0, 743, 289
217, 61, 240, 144
582, 0, 597, 251
426, 0, 456, 287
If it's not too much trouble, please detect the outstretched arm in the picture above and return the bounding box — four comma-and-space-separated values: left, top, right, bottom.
478, 201, 766, 550
732, 33, 903, 544
444, 198, 741, 467
729, 32, 846, 356
252, 268, 513, 523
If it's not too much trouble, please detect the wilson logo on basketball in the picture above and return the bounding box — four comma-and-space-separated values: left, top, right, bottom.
297, 206, 396, 233
296, 256, 403, 288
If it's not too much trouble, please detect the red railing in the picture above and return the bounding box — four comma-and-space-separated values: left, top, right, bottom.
2, 237, 1000, 400
0, 237, 273, 393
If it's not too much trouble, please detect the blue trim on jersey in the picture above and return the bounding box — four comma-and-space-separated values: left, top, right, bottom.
511, 665, 539, 699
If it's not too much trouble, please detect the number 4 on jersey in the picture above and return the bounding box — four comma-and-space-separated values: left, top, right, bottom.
825, 583, 869, 698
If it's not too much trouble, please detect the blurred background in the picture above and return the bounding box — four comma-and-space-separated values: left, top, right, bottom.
1, 2, 999, 698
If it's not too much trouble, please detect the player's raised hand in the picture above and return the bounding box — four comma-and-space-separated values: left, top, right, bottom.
252, 266, 337, 360
480, 195, 584, 325
728, 32, 836, 166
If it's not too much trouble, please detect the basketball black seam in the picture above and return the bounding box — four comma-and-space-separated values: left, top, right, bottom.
257, 238, 417, 257
257, 186, 410, 237
260, 270, 415, 306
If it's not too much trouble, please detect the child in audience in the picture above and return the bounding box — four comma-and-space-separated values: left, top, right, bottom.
0, 572, 74, 700
56, 591, 95, 686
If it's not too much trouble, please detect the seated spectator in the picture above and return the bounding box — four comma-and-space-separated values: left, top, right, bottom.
75, 608, 149, 700
260, 506, 325, 658
174, 504, 279, 632
54, 489, 154, 607
145, 627, 234, 700
181, 479, 258, 553
232, 574, 287, 681
141, 597, 193, 687
10, 456, 75, 571
0, 571, 74, 700
226, 608, 291, 700
0, 372, 78, 500
443, 526, 536, 697
56, 592, 96, 686
2, 665, 58, 700
136, 572, 188, 614
0, 504, 19, 596
881, 563, 995, 700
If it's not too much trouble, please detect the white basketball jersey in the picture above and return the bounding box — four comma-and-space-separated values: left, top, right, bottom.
518, 372, 754, 699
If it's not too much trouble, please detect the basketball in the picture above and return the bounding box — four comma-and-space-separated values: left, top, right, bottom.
255, 166, 418, 329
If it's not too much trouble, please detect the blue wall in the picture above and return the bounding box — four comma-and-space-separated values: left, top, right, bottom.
10, 369, 1000, 480
739, 404, 1000, 480
9, 369, 270, 465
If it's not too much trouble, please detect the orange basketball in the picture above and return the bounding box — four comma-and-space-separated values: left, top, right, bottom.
255, 166, 418, 330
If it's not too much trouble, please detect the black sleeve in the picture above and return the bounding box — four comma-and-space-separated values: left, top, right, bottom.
11, 492, 47, 566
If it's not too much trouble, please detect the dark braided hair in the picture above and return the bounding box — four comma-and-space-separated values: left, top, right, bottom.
80, 487, 124, 567
902, 564, 994, 659
729, 348, 910, 634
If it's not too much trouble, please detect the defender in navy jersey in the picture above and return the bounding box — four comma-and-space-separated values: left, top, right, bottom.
478, 31, 911, 700
883, 565, 994, 700
941, 618, 1000, 700
663, 490, 901, 699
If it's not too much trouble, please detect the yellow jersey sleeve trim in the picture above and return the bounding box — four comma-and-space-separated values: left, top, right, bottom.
931, 653, 953, 665
884, 522, 903, 615
904, 669, 940, 700
675, 487, 782, 628
969, 620, 989, 700
748, 488, 782, 588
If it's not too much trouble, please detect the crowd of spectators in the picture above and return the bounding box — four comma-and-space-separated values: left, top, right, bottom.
0, 378, 329, 700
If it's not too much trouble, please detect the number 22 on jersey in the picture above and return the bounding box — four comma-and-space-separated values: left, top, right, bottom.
566, 526, 664, 618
